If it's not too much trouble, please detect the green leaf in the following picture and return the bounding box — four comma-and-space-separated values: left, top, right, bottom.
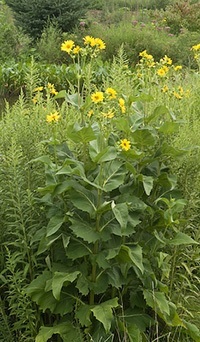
75, 304, 92, 327
146, 105, 170, 123
65, 92, 83, 108
112, 202, 129, 230
167, 232, 199, 245
117, 245, 144, 274
126, 324, 142, 342
52, 271, 80, 300
91, 298, 119, 333
46, 215, 65, 237
132, 128, 156, 147
66, 239, 91, 259
67, 125, 96, 143
35, 322, 83, 342
114, 117, 130, 132
140, 175, 154, 195
54, 89, 67, 99
70, 188, 97, 216
183, 320, 200, 342
89, 143, 117, 163
100, 160, 125, 192
158, 121, 180, 134
70, 218, 99, 243
143, 290, 170, 316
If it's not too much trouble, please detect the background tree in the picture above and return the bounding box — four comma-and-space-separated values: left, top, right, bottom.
5, 0, 91, 39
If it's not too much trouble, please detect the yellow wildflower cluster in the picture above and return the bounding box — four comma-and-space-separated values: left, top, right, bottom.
61, 36, 106, 58
139, 50, 155, 67
160, 55, 172, 65
89, 87, 126, 120
191, 43, 200, 61
47, 83, 58, 96
46, 111, 60, 123
83, 36, 106, 50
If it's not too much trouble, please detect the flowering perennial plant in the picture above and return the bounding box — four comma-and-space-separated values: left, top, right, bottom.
25, 38, 200, 342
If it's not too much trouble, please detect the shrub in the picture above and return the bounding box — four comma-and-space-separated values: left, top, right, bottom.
5, 0, 91, 39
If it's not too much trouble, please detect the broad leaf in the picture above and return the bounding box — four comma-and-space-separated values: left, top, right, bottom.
70, 188, 97, 216
143, 290, 170, 316
167, 232, 198, 245
69, 218, 99, 243
35, 322, 83, 342
117, 245, 144, 274
46, 215, 65, 237
67, 125, 96, 143
75, 304, 92, 327
112, 202, 129, 230
91, 298, 119, 333
52, 271, 80, 300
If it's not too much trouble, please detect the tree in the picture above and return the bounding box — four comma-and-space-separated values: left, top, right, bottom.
5, 0, 91, 39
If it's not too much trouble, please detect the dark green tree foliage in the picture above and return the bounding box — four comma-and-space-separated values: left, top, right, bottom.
5, 0, 90, 39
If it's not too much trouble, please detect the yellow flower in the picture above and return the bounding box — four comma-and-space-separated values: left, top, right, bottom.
73, 45, 82, 54
32, 97, 38, 104
173, 91, 182, 100
119, 98, 126, 113
161, 55, 172, 65
161, 85, 169, 93
102, 110, 115, 119
173, 65, 182, 71
157, 68, 167, 77
47, 83, 58, 95
120, 139, 131, 151
88, 110, 94, 118
106, 87, 117, 99
33, 86, 43, 92
61, 40, 75, 53
119, 98, 125, 107
94, 38, 106, 50
83, 35, 95, 46
46, 111, 60, 123
192, 43, 200, 51
91, 91, 104, 103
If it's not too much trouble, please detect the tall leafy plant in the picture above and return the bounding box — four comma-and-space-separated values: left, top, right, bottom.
26, 37, 200, 341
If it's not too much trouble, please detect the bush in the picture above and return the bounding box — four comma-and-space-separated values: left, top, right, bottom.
5, 0, 91, 39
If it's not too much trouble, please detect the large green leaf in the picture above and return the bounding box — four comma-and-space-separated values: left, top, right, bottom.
52, 271, 80, 300
117, 245, 144, 274
99, 160, 125, 192
35, 322, 83, 342
91, 298, 119, 333
69, 218, 99, 243
66, 239, 91, 259
112, 202, 129, 230
126, 324, 142, 342
75, 304, 92, 327
70, 188, 97, 216
183, 320, 200, 342
140, 175, 154, 196
143, 290, 170, 316
67, 125, 96, 143
46, 215, 65, 237
131, 128, 157, 147
167, 232, 199, 245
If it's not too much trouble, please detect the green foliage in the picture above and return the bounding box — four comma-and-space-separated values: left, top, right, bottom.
0, 3, 30, 62
5, 0, 91, 39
